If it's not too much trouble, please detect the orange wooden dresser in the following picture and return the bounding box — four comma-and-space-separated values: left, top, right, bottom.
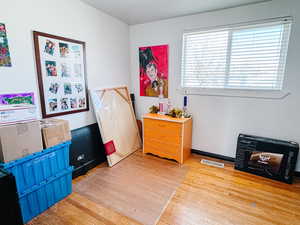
142, 113, 192, 164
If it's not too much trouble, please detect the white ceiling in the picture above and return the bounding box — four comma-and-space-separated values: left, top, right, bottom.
81, 0, 270, 25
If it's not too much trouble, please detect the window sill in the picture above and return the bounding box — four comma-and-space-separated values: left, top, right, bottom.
177, 88, 290, 100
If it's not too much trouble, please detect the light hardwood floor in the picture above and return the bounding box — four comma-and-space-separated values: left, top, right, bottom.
28, 151, 300, 225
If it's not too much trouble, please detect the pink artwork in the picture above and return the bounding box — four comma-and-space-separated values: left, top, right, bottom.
139, 45, 168, 98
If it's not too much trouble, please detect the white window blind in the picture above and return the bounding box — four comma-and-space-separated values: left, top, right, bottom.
181, 18, 292, 90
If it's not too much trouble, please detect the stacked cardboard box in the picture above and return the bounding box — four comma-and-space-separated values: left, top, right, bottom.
0, 121, 43, 162
40, 119, 71, 148
0, 104, 41, 163
0, 104, 71, 162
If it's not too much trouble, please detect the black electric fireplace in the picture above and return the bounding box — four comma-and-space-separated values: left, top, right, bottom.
235, 134, 299, 184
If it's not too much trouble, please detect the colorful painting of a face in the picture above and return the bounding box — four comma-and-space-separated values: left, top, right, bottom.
139, 45, 168, 98
45, 61, 57, 76
44, 40, 55, 56
0, 23, 12, 67
59, 42, 69, 57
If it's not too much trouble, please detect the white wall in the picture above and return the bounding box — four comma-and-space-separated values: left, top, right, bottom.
129, 0, 300, 170
0, 0, 130, 130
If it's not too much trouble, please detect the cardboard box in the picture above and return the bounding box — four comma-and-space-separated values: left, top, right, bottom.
0, 104, 38, 125
0, 121, 43, 163
41, 119, 71, 148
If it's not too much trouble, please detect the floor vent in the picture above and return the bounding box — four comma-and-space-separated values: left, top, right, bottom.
201, 159, 224, 168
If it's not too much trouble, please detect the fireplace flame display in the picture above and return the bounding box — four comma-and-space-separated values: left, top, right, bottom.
258, 154, 271, 162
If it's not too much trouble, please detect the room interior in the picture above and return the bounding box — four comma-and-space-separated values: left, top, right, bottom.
1, 0, 300, 224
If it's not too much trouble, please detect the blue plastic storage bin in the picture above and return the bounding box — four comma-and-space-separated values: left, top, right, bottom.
0, 141, 71, 195
19, 166, 73, 223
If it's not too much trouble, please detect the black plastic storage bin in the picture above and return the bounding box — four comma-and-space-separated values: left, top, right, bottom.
0, 168, 23, 225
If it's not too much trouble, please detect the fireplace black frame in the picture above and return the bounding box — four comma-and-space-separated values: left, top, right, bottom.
235, 134, 299, 184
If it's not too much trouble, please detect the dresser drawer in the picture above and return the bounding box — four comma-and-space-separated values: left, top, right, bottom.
144, 118, 182, 143
144, 129, 181, 144
144, 139, 180, 159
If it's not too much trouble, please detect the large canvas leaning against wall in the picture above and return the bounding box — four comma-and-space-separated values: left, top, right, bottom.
91, 86, 142, 167
33, 31, 89, 118
139, 44, 168, 98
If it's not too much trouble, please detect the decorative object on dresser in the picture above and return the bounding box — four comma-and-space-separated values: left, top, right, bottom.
143, 113, 192, 164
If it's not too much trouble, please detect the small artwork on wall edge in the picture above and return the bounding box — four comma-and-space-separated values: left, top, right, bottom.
0, 23, 12, 67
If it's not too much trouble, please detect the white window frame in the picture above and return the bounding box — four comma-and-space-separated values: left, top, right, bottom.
180, 17, 292, 99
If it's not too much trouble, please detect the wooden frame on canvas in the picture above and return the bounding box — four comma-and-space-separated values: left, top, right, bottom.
90, 86, 142, 167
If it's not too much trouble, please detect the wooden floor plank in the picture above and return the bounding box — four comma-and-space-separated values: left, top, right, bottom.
27, 151, 300, 225
158, 154, 300, 225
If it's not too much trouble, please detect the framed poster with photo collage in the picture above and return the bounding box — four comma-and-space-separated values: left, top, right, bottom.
33, 31, 89, 118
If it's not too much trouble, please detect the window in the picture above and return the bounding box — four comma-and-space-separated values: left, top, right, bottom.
181, 18, 292, 91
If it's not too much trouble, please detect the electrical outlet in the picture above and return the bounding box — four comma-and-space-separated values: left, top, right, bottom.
77, 154, 85, 161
